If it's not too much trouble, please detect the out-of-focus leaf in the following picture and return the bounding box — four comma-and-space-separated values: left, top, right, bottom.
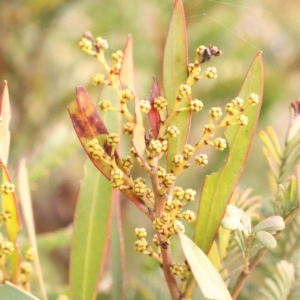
67, 87, 151, 217
0, 81, 11, 165
163, 0, 190, 171
178, 232, 232, 300
266, 127, 282, 158
194, 52, 264, 254
283, 176, 298, 216
70, 159, 114, 300
1, 165, 22, 283
259, 130, 281, 166
262, 146, 279, 178
147, 77, 161, 139
0, 281, 39, 299
207, 241, 221, 271
111, 194, 125, 300
121, 36, 148, 167
18, 159, 48, 300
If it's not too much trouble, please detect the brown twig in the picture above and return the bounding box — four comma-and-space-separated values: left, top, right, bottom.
149, 168, 180, 300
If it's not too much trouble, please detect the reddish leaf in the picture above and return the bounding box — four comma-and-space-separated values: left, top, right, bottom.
68, 87, 152, 218
147, 77, 161, 139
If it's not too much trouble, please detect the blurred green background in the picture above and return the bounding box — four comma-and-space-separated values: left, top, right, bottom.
1, 0, 300, 299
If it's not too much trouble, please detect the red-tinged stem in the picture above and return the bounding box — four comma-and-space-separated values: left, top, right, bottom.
231, 207, 300, 299
149, 168, 180, 300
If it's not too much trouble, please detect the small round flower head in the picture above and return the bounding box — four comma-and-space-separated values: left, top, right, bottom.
107, 133, 120, 146
134, 240, 148, 253
248, 93, 259, 106
153, 234, 160, 247
170, 263, 186, 276
225, 103, 237, 115
196, 45, 206, 56
1, 182, 15, 195
232, 97, 244, 108
2, 241, 14, 255
25, 248, 36, 262
135, 228, 147, 239
154, 96, 167, 110
163, 173, 176, 187
91, 147, 105, 160
145, 188, 154, 201
206, 67, 217, 79
178, 84, 191, 98
161, 140, 168, 152
182, 210, 196, 222
213, 137, 227, 151
121, 156, 134, 170
112, 50, 124, 63
183, 189, 196, 202
148, 140, 162, 155
167, 126, 179, 138
190, 99, 203, 112
95, 37, 108, 49
20, 262, 32, 275
79, 37, 93, 51
203, 124, 215, 136
183, 144, 195, 159
123, 121, 134, 136
110, 169, 124, 189
237, 115, 248, 126
173, 186, 184, 199
0, 211, 11, 223
98, 99, 112, 112
188, 63, 198, 75
195, 154, 208, 166
153, 218, 164, 233
93, 73, 106, 86
121, 89, 134, 102
139, 100, 151, 113
172, 200, 183, 212
172, 154, 184, 167
165, 200, 173, 213
134, 177, 147, 196
209, 107, 222, 120
173, 220, 185, 234
86, 139, 99, 153
160, 212, 171, 224
157, 166, 167, 183
131, 147, 138, 157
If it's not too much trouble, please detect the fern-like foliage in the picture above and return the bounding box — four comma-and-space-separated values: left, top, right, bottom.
259, 100, 300, 218
260, 260, 295, 300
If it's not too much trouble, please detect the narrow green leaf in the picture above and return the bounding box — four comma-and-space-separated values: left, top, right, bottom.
259, 130, 281, 166
70, 159, 114, 300
111, 194, 125, 300
0, 81, 11, 165
194, 52, 264, 254
1, 165, 22, 283
207, 241, 221, 271
178, 232, 232, 300
0, 281, 39, 300
285, 176, 298, 215
18, 160, 48, 300
163, 0, 190, 171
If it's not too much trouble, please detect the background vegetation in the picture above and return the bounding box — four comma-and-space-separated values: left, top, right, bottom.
1, 0, 300, 299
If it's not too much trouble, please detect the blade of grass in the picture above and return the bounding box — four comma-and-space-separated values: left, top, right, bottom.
18, 159, 48, 300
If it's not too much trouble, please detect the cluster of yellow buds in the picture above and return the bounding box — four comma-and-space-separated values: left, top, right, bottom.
19, 247, 36, 292
1, 182, 15, 194
134, 228, 162, 264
